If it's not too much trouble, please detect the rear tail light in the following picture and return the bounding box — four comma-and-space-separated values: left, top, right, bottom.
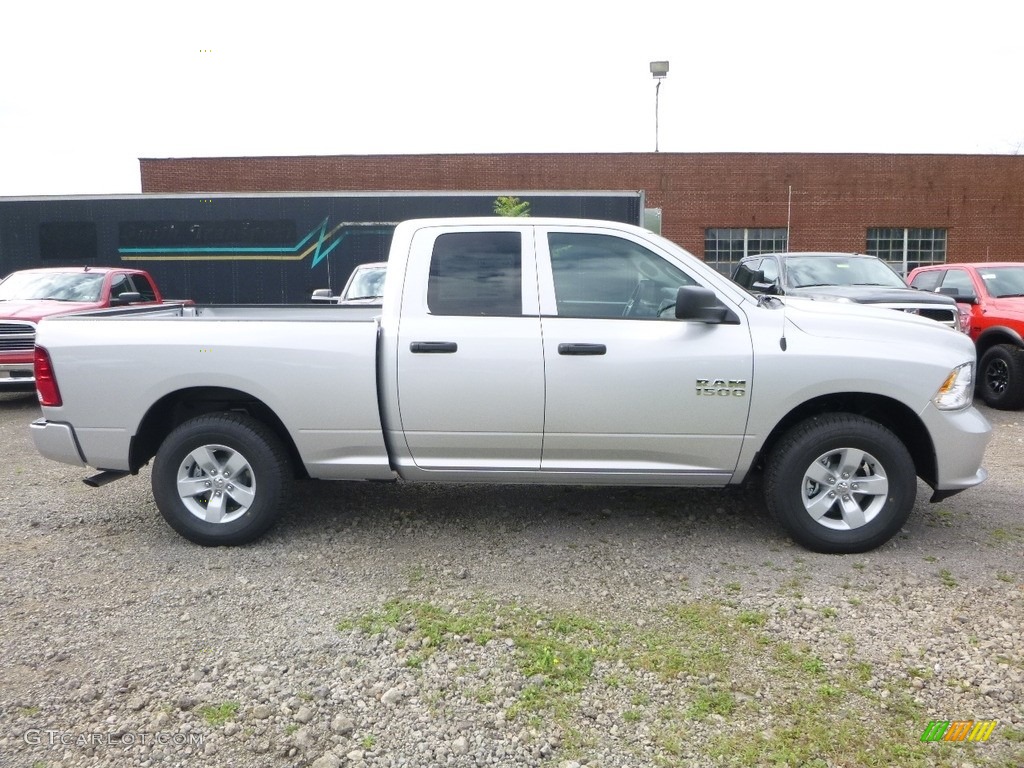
34, 346, 62, 407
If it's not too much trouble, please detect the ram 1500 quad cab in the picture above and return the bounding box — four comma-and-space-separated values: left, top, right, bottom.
30, 218, 990, 553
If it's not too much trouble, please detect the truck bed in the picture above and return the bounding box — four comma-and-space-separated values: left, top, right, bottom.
55, 302, 383, 323
35, 303, 390, 480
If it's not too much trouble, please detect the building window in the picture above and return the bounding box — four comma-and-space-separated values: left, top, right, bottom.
704, 227, 788, 275
866, 228, 946, 275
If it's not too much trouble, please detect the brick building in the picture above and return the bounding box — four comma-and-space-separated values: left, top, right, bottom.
140, 153, 1024, 273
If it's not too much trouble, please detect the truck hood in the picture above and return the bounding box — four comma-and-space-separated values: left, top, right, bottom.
982, 295, 1024, 321
785, 285, 956, 306
781, 296, 971, 352
0, 300, 100, 322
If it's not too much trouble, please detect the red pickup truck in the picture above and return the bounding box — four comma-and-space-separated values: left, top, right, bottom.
0, 267, 183, 391
908, 262, 1024, 409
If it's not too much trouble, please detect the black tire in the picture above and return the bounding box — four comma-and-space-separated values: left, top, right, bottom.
764, 415, 916, 554
977, 344, 1024, 410
152, 413, 292, 546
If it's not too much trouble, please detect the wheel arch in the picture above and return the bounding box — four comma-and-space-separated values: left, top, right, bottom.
754, 393, 937, 488
974, 326, 1024, 358
129, 386, 306, 478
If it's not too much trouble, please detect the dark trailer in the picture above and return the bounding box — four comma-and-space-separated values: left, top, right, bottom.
0, 191, 645, 304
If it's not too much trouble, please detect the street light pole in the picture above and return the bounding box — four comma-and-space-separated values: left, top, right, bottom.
650, 61, 669, 152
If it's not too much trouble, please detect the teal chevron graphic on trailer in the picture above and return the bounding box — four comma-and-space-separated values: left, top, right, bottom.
118, 219, 394, 265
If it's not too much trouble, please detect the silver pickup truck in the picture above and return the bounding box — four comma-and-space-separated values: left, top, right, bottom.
30, 217, 991, 553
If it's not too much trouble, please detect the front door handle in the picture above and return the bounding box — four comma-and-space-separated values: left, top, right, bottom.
410, 341, 458, 354
558, 343, 607, 356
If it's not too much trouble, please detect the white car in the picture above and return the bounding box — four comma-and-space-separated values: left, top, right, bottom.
311, 262, 387, 305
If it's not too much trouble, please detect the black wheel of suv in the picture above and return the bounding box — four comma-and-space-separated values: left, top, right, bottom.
978, 344, 1024, 410
764, 415, 916, 554
152, 413, 292, 546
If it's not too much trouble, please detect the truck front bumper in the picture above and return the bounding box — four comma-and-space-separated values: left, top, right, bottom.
921, 403, 991, 495
31, 419, 87, 467
0, 366, 35, 392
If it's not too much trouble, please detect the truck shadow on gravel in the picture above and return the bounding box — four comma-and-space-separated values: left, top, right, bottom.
277, 479, 777, 547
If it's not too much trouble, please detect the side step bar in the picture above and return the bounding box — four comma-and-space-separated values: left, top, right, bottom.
83, 470, 130, 488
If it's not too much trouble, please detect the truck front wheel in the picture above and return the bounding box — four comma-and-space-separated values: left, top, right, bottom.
152, 413, 292, 546
978, 344, 1024, 410
764, 415, 915, 554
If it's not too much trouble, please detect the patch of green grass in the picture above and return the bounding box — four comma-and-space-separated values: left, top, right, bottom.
938, 569, 957, 588
923, 555, 938, 563
284, 723, 299, 735
337, 598, 498, 649
777, 574, 810, 598
851, 660, 873, 682
472, 684, 495, 704
19, 705, 40, 716
686, 687, 735, 719
737, 610, 767, 627
724, 581, 742, 594
336, 596, 958, 767
989, 526, 1024, 544
819, 606, 838, 619
200, 701, 239, 727
361, 733, 376, 750
995, 570, 1015, 583
906, 666, 933, 680
405, 653, 426, 669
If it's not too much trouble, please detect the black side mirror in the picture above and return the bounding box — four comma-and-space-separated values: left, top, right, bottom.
751, 280, 779, 294
938, 287, 978, 304
112, 291, 143, 305
675, 286, 740, 324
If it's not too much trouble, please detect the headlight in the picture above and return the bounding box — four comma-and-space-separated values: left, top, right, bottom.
932, 363, 974, 410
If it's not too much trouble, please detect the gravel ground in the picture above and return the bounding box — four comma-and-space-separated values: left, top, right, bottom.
0, 391, 1021, 768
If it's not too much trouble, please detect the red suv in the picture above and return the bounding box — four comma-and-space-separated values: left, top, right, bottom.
908, 262, 1024, 409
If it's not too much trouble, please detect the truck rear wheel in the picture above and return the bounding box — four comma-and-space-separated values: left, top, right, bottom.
764, 415, 915, 554
152, 413, 292, 546
978, 344, 1024, 410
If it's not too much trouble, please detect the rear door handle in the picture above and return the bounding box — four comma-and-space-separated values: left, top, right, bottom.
558, 343, 606, 356
410, 341, 458, 354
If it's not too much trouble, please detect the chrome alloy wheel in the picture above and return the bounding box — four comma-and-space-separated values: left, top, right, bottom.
801, 447, 889, 531
175, 444, 256, 524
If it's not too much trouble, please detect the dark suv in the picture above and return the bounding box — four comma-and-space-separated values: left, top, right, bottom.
732, 252, 960, 330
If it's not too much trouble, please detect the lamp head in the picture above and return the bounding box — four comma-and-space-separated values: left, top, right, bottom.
650, 60, 669, 79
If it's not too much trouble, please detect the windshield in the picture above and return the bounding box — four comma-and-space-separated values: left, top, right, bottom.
978, 266, 1024, 298
783, 256, 906, 289
344, 266, 386, 299
0, 271, 105, 302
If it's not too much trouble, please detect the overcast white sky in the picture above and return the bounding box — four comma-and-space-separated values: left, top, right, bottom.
1, 0, 1022, 196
